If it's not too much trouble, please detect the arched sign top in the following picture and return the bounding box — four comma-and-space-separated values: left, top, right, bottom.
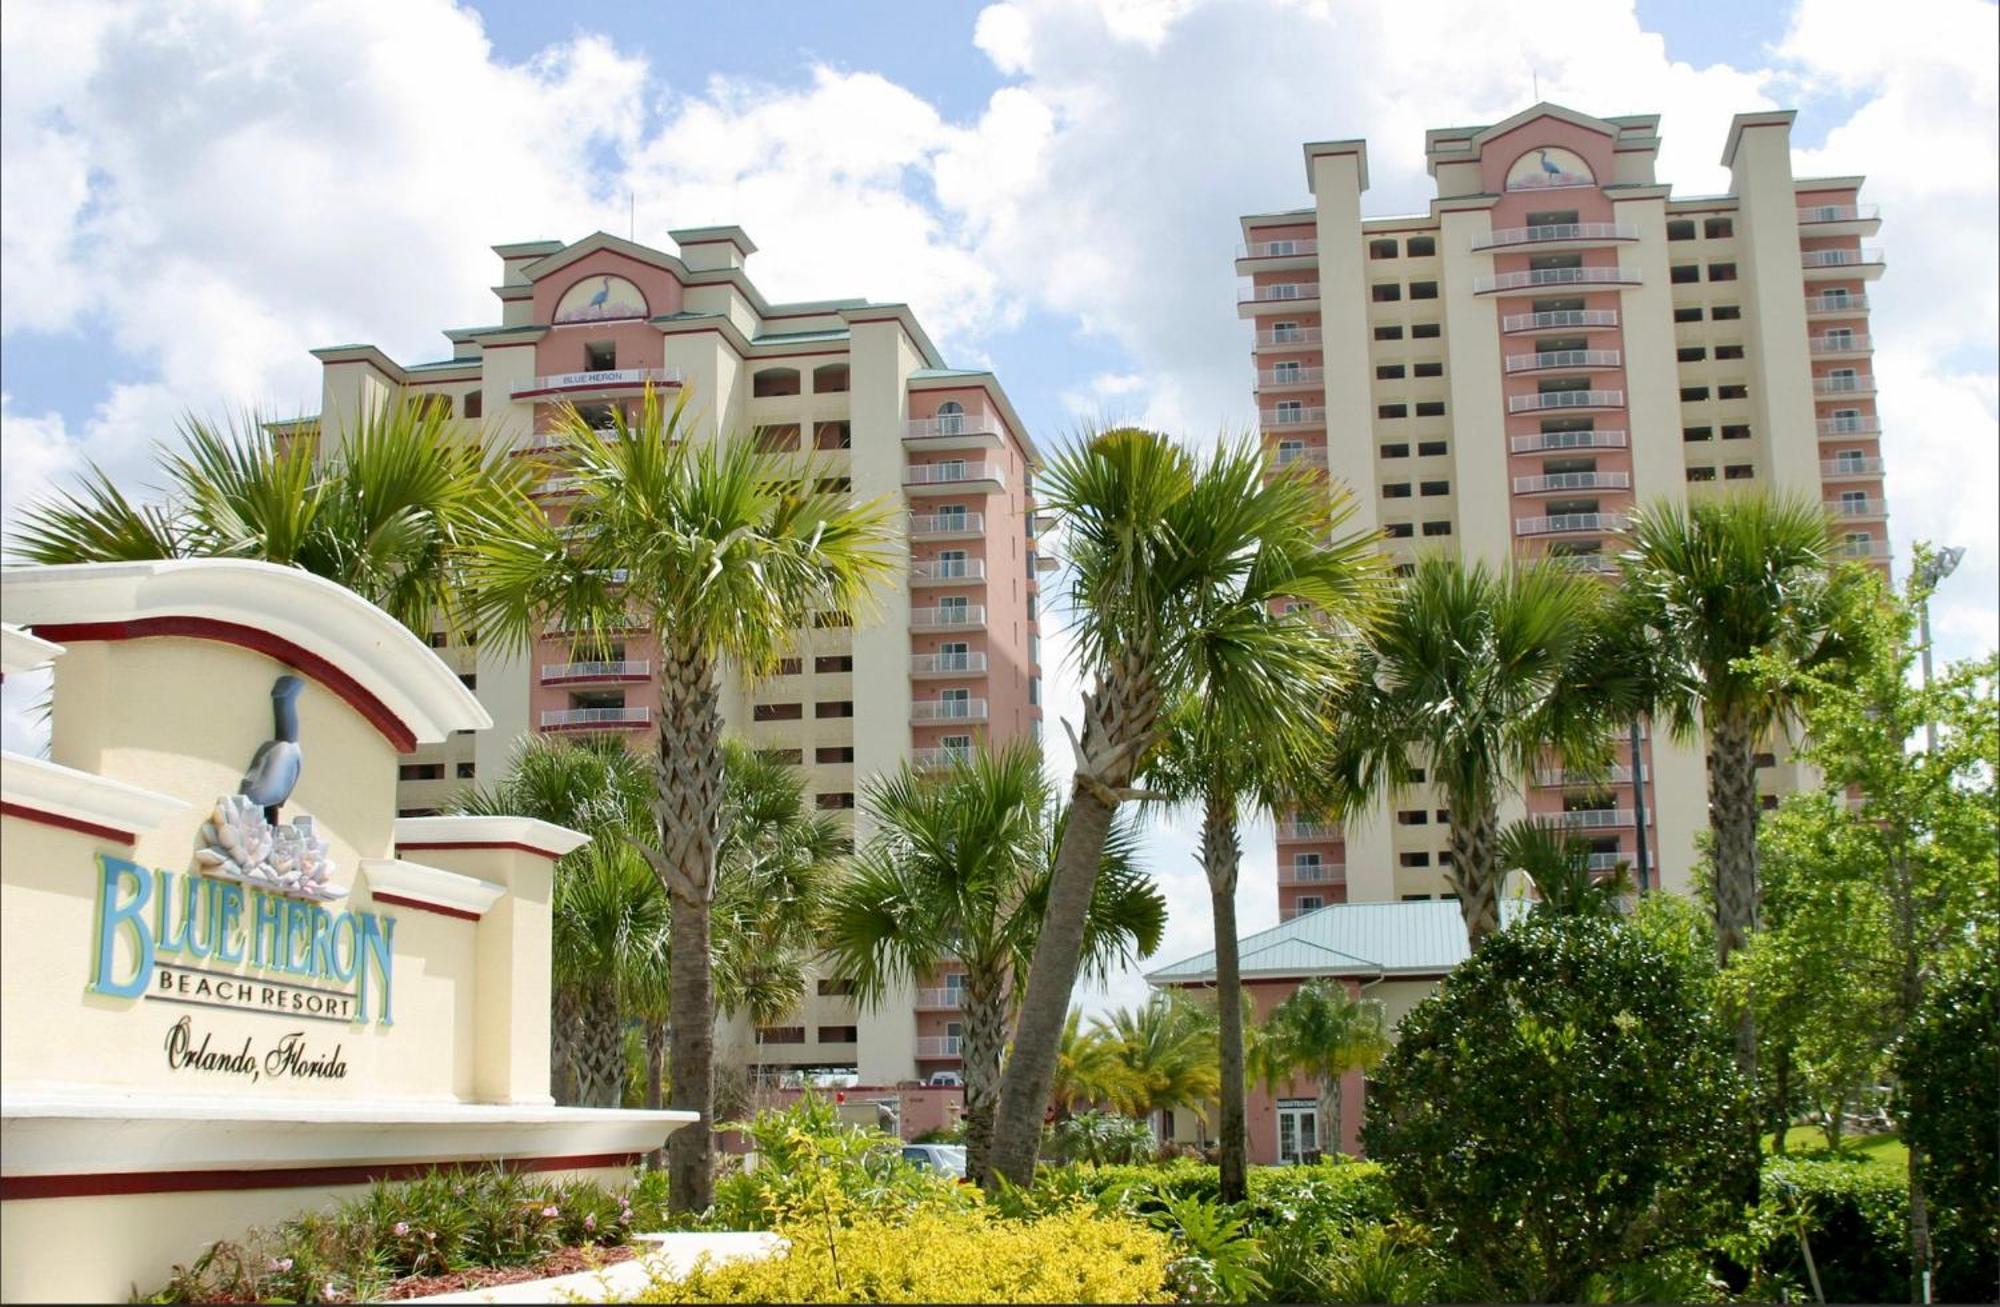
554, 273, 648, 325
1506, 146, 1595, 191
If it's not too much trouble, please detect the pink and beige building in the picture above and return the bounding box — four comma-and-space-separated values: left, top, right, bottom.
306, 227, 1047, 1090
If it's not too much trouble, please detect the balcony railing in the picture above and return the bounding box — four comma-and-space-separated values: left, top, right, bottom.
915, 1036, 964, 1058
1586, 851, 1627, 872
911, 558, 987, 582
905, 414, 1003, 440
1827, 498, 1888, 519
1552, 554, 1619, 574
1280, 904, 1331, 922
1517, 512, 1630, 536
511, 368, 681, 397
1276, 820, 1342, 841
541, 707, 652, 729
1817, 416, 1881, 437
1809, 334, 1872, 354
915, 988, 966, 1009
1274, 447, 1328, 470
1508, 389, 1625, 413
535, 475, 582, 497
1473, 222, 1640, 251
911, 605, 987, 629
904, 462, 1006, 489
1560, 808, 1635, 829
1474, 266, 1638, 293
1802, 247, 1883, 268
1821, 458, 1886, 478
1510, 429, 1627, 453
1798, 204, 1880, 224
1535, 765, 1636, 787
1260, 406, 1327, 428
540, 660, 651, 683
1836, 538, 1893, 560
909, 512, 985, 537
1514, 471, 1631, 494
912, 698, 989, 723
1282, 862, 1345, 883
910, 652, 987, 676
1805, 293, 1868, 314
1255, 326, 1323, 348
1505, 350, 1622, 373
912, 747, 976, 770
1239, 282, 1321, 303
1501, 309, 1619, 332
1258, 366, 1325, 387
1813, 375, 1875, 396
1238, 239, 1319, 259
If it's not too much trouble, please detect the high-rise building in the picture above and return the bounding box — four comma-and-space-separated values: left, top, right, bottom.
307, 227, 1046, 1087
1235, 102, 1887, 917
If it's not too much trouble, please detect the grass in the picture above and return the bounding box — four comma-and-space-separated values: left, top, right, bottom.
1766, 1126, 1908, 1176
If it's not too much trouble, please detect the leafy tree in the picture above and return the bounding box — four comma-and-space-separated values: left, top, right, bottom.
1328, 555, 1613, 948
1045, 1109, 1161, 1167
1099, 992, 1223, 1129
1255, 980, 1389, 1159
1365, 915, 1754, 1302
821, 744, 1164, 1182
1049, 1009, 1141, 1119
989, 430, 1380, 1189
467, 387, 897, 1211
1498, 818, 1634, 920
8, 394, 531, 635
1898, 948, 2000, 1304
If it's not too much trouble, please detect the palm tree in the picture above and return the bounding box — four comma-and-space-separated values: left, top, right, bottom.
988, 430, 1383, 1189
8, 393, 530, 636
1256, 980, 1389, 1159
1049, 1009, 1141, 1119
467, 386, 897, 1211
821, 744, 1165, 1182
1328, 555, 1613, 950
1100, 992, 1222, 1130
1497, 818, 1634, 920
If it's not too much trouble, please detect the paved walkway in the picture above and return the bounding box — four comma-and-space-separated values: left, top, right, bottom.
401, 1232, 783, 1304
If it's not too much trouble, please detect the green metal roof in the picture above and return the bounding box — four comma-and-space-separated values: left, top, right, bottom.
751, 328, 851, 345
1146, 899, 1525, 984
908, 367, 991, 380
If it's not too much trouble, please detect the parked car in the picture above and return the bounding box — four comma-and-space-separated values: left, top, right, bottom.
926, 1070, 963, 1086
900, 1143, 968, 1179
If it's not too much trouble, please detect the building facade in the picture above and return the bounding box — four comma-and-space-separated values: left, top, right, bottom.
307, 228, 1047, 1090
1235, 103, 1887, 921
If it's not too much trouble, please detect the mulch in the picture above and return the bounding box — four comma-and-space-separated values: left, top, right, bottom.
374, 1243, 640, 1300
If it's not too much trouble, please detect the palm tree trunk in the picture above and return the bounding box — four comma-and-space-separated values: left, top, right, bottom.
1202, 789, 1249, 1204
1707, 706, 1760, 1081
551, 985, 582, 1105
1445, 796, 1502, 948
1317, 1074, 1343, 1160
574, 977, 625, 1108
644, 1016, 669, 1171
989, 649, 1160, 1190
651, 642, 725, 1215
961, 970, 1008, 1185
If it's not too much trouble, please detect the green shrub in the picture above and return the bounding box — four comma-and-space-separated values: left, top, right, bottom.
1245, 1159, 1394, 1234
1730, 1156, 1909, 1304
1899, 950, 1999, 1304
1044, 1109, 1159, 1165
1150, 1193, 1267, 1304
1364, 915, 1755, 1302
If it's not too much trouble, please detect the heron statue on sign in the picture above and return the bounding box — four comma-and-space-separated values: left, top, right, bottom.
238, 675, 305, 825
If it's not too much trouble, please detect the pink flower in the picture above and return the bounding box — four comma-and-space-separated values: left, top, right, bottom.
393, 1222, 410, 1237
541, 1205, 559, 1219
584, 1215, 597, 1232
269, 1257, 293, 1272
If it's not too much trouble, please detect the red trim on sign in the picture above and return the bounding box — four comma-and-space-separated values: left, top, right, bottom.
369, 891, 482, 922
31, 618, 418, 753
0, 801, 136, 845
396, 840, 565, 861
0, 1152, 644, 1201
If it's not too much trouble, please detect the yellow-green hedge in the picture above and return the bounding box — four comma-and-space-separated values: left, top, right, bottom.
629, 1207, 1172, 1304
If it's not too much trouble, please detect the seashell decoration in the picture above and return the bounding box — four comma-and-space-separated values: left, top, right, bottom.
194, 794, 342, 901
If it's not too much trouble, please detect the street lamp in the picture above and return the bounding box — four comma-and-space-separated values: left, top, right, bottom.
1912, 545, 1965, 753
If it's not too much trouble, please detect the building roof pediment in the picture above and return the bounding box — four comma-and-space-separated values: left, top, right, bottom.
519, 232, 692, 284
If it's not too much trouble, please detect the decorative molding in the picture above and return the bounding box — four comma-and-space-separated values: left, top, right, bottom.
0, 560, 490, 748
394, 815, 590, 861
0, 624, 63, 678
360, 858, 506, 919
0, 755, 188, 844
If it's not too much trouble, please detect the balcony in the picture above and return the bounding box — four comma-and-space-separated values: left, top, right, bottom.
1504, 350, 1622, 374
1836, 538, 1893, 560
1236, 238, 1319, 260
1276, 819, 1342, 841
511, 368, 682, 400
1802, 247, 1885, 279
905, 462, 1006, 495
1238, 282, 1320, 306
1473, 266, 1640, 296
1507, 389, 1625, 414
1797, 204, 1882, 235
1821, 458, 1886, 480
1560, 808, 1635, 830
912, 747, 975, 770
1280, 862, 1345, 884
1535, 765, 1636, 787
911, 652, 987, 677
903, 413, 1005, 451
911, 558, 987, 585
912, 697, 989, 724
1551, 553, 1619, 575
909, 512, 985, 540
1818, 416, 1881, 439
915, 1036, 964, 1059
1280, 904, 1332, 922
1586, 851, 1627, 872
1827, 498, 1889, 521
540, 659, 651, 685
1814, 374, 1876, 398
1514, 471, 1631, 495
915, 988, 966, 1010
1805, 293, 1868, 317
1472, 222, 1639, 252
1273, 446, 1328, 471
1517, 512, 1631, 537
1501, 309, 1619, 333
911, 605, 987, 632
1034, 550, 1059, 575
1510, 429, 1627, 454
1257, 366, 1325, 390
541, 707, 652, 731
533, 475, 582, 498
1809, 334, 1872, 356
1254, 326, 1323, 350
1260, 406, 1327, 430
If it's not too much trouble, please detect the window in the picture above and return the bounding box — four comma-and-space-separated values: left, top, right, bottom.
1681, 386, 1710, 402
815, 477, 851, 494
1371, 283, 1402, 302
1383, 522, 1415, 538
1413, 361, 1443, 378
816, 792, 856, 810
815, 655, 854, 673
1678, 346, 1707, 362
456, 762, 475, 779
754, 424, 801, 452
1409, 281, 1438, 300
458, 673, 477, 691
1415, 401, 1446, 417
1725, 464, 1756, 480
463, 390, 483, 419
1369, 238, 1399, 259
398, 763, 445, 782
1277, 1100, 1319, 1164
816, 746, 855, 763
1411, 323, 1441, 339
1667, 219, 1697, 241
1670, 264, 1700, 284
1684, 426, 1713, 442
1711, 305, 1742, 321
1722, 424, 1751, 440
812, 363, 850, 393
817, 1026, 859, 1044
1419, 480, 1450, 496
1436, 809, 1451, 823
1674, 306, 1704, 323
1382, 482, 1412, 499
1029, 676, 1042, 706
1376, 364, 1406, 380
1416, 439, 1447, 456
1297, 896, 1325, 912
1708, 262, 1738, 282
817, 978, 856, 997
775, 658, 804, 676
756, 1026, 806, 1045
758, 748, 804, 764
426, 631, 449, 648
1393, 562, 1416, 576
1409, 768, 1426, 782
1373, 325, 1404, 341
753, 367, 801, 397
1272, 360, 1302, 383
1406, 236, 1437, 257
813, 611, 852, 628
584, 341, 616, 371
1378, 403, 1408, 419
1422, 520, 1453, 536
1687, 466, 1717, 482
1718, 384, 1749, 400
1379, 443, 1410, 458
1715, 344, 1745, 361
753, 702, 802, 721
816, 701, 854, 719
1704, 217, 1734, 239
1397, 809, 1430, 825
815, 421, 852, 450
1399, 852, 1432, 867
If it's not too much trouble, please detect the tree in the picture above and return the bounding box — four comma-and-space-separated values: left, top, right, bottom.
1328, 555, 1613, 949
8, 394, 531, 636
1498, 818, 1634, 920
1365, 915, 1755, 1302
467, 387, 897, 1211
1048, 1009, 1140, 1119
1099, 992, 1222, 1129
1898, 948, 2000, 1304
988, 429, 1381, 1189
1615, 493, 1862, 1081
1256, 980, 1389, 1160
821, 745, 1165, 1183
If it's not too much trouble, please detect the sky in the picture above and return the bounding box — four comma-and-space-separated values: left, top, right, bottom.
3, 0, 1996, 1017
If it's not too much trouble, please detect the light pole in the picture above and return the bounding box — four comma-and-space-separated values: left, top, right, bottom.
1912, 545, 1965, 753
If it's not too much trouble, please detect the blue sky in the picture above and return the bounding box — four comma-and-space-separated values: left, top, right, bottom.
4, 0, 1995, 1010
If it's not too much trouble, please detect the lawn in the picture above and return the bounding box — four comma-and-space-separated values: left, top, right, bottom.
1766, 1126, 1908, 1176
